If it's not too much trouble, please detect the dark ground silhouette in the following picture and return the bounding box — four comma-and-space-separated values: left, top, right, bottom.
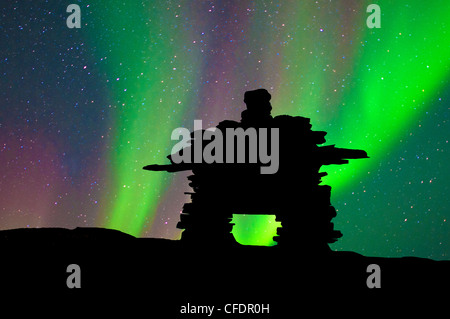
0, 227, 448, 314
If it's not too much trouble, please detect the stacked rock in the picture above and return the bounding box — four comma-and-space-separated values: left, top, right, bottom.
144, 89, 368, 251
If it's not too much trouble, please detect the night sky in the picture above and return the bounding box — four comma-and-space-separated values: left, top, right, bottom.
1, 1, 448, 259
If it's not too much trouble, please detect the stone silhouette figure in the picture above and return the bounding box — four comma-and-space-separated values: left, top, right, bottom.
144, 89, 368, 252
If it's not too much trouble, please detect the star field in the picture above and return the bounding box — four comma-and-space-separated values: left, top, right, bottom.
0, 1, 449, 259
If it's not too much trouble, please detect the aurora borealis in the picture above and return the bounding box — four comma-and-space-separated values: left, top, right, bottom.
1, 1, 449, 259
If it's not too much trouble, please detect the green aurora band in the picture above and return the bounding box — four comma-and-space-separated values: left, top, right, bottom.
87, 1, 449, 250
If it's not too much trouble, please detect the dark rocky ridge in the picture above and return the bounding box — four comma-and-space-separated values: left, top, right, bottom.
0, 227, 448, 314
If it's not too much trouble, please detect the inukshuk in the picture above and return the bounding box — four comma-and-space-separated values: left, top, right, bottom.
144, 89, 368, 252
